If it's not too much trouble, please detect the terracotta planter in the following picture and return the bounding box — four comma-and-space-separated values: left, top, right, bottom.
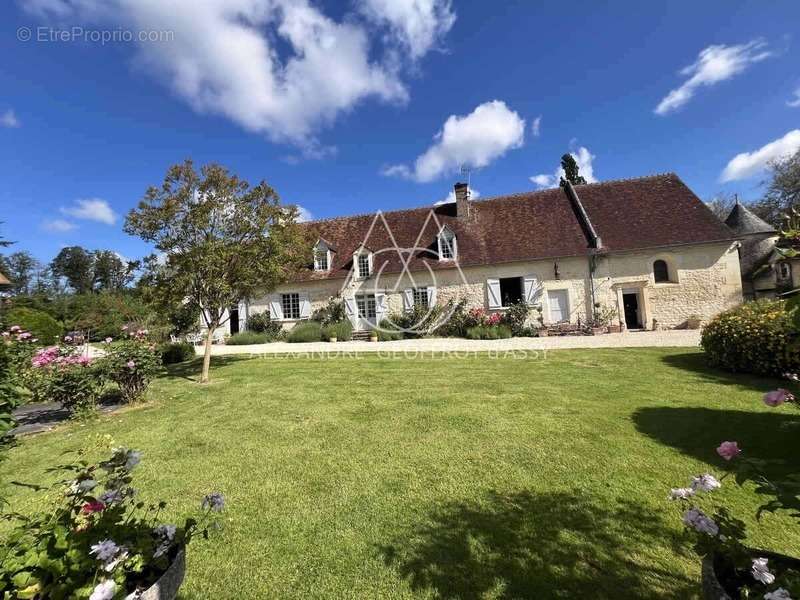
139, 547, 185, 600
591, 326, 606, 336
608, 324, 621, 334
537, 329, 549, 337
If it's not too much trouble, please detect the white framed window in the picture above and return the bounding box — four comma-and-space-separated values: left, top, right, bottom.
281, 293, 301, 320
412, 288, 429, 310
314, 248, 329, 271
357, 253, 371, 278
438, 227, 457, 261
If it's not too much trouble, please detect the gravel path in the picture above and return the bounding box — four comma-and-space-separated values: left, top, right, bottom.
200, 330, 701, 356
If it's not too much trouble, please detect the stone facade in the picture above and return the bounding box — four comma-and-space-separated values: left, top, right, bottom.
220, 240, 742, 334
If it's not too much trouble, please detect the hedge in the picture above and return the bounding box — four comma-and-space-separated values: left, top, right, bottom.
700, 299, 800, 377
4, 307, 62, 344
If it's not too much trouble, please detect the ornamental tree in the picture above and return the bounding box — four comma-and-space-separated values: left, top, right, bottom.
125, 160, 310, 383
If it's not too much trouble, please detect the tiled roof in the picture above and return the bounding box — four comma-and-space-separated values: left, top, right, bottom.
295, 173, 736, 281
724, 201, 776, 236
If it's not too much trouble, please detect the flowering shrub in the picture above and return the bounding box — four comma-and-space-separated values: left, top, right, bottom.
1, 325, 38, 400
0, 437, 224, 599
701, 299, 800, 377
29, 344, 100, 412
98, 329, 161, 403
669, 375, 800, 598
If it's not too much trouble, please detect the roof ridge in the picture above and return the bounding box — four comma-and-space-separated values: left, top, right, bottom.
300, 173, 679, 225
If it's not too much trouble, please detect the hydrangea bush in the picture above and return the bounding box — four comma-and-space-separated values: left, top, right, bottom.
98, 328, 161, 404
670, 377, 800, 599
0, 437, 224, 599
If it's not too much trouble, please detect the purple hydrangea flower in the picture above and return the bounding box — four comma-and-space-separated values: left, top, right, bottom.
682, 508, 719, 536
201, 492, 225, 512
752, 557, 775, 585
89, 580, 116, 600
90, 539, 121, 562
690, 474, 721, 493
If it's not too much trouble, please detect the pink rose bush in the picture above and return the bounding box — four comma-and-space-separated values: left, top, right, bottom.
0, 440, 225, 598
670, 373, 800, 598
97, 327, 160, 404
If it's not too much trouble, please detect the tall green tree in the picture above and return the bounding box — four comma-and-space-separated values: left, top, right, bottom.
125, 160, 310, 383
51, 246, 94, 294
3, 251, 40, 295
92, 250, 136, 291
559, 153, 587, 187
750, 149, 800, 227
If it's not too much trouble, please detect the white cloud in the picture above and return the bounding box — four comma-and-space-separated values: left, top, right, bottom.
384, 100, 525, 183
530, 147, 597, 189
788, 88, 800, 108
297, 205, 314, 222
1, 109, 20, 128
21, 0, 454, 151
358, 0, 455, 60
655, 40, 772, 115
60, 198, 117, 225
720, 129, 800, 182
435, 187, 480, 205
531, 115, 541, 137
42, 219, 77, 232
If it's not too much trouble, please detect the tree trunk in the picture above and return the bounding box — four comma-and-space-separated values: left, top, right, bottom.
200, 324, 215, 384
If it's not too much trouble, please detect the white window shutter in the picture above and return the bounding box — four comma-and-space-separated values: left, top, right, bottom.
486, 278, 501, 309
375, 293, 387, 323
299, 293, 312, 318
427, 286, 437, 306
344, 297, 357, 327
402, 289, 413, 312
269, 295, 283, 321
523, 276, 542, 305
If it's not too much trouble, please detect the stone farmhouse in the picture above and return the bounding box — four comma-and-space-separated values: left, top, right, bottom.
218, 173, 745, 335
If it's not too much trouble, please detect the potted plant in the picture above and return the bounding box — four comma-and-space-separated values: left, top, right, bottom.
667, 379, 800, 599
369, 332, 379, 343
608, 322, 622, 334
0, 442, 225, 600
329, 336, 337, 343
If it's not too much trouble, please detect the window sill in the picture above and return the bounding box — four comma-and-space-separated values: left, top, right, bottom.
653, 281, 680, 287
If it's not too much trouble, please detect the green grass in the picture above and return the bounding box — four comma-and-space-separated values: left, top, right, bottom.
3, 348, 800, 599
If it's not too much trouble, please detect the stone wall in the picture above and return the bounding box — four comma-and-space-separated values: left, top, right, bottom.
217, 241, 742, 334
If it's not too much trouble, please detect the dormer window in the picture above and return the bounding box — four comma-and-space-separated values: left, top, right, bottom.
313, 239, 333, 272
438, 227, 457, 261
356, 252, 372, 278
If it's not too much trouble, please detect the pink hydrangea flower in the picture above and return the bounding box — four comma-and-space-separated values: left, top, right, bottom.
126, 360, 136, 369
104, 337, 113, 344
717, 441, 741, 461
9, 325, 20, 332
764, 388, 794, 407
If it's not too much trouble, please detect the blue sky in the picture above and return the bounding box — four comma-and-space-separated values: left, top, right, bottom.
1, 0, 799, 264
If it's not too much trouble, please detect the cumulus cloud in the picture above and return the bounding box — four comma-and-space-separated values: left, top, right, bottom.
435, 186, 480, 205
655, 40, 772, 115
531, 115, 541, 137
42, 219, 77, 232
20, 0, 454, 152
720, 129, 800, 182
296, 205, 314, 222
788, 88, 800, 108
60, 198, 117, 225
1, 109, 20, 128
530, 147, 597, 189
383, 100, 525, 183
358, 0, 455, 60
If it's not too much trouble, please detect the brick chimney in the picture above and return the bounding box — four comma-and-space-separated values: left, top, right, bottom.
454, 182, 470, 219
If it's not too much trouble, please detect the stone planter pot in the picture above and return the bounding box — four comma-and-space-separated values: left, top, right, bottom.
329, 337, 337, 343
702, 550, 800, 600
608, 324, 621, 334
139, 547, 186, 600
369, 335, 378, 343
591, 326, 606, 336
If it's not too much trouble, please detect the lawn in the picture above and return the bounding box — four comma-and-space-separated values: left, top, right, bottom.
2, 348, 799, 599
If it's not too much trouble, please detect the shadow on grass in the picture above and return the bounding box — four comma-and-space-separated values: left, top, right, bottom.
659, 352, 787, 392
159, 355, 253, 382
379, 490, 695, 599
633, 406, 800, 479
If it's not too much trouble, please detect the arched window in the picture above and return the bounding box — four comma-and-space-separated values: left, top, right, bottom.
653, 259, 670, 283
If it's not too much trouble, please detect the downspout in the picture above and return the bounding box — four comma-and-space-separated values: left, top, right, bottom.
563, 182, 603, 319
